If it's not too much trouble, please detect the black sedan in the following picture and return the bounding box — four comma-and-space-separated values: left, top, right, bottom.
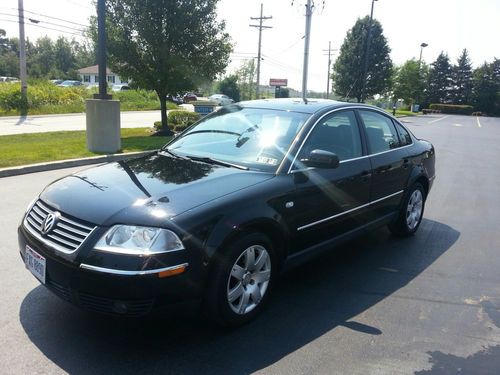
18, 99, 435, 326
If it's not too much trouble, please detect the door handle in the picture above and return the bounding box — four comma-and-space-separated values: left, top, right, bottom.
361, 170, 372, 182
374, 165, 391, 173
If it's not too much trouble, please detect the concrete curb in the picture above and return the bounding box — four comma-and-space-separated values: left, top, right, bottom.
0, 150, 157, 178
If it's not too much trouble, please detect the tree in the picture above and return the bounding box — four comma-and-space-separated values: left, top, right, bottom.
54, 37, 76, 76
393, 59, 427, 105
28, 36, 55, 78
217, 75, 240, 102
234, 59, 256, 101
102, 0, 232, 135
0, 29, 8, 54
473, 59, 500, 115
452, 49, 473, 104
276, 87, 289, 98
425, 52, 453, 105
332, 16, 393, 102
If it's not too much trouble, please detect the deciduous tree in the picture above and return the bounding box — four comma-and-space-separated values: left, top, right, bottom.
101, 0, 232, 135
393, 59, 427, 105
217, 75, 240, 102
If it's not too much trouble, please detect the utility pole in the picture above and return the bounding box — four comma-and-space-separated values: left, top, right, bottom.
361, 0, 378, 103
322, 41, 337, 99
301, 0, 313, 102
250, 4, 272, 99
18, 0, 28, 114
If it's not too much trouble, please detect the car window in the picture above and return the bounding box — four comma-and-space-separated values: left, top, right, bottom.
393, 121, 412, 146
359, 110, 400, 154
295, 110, 362, 165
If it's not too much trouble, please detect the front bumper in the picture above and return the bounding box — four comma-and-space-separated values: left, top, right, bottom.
18, 225, 204, 317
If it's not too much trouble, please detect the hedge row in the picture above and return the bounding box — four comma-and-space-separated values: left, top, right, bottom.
429, 104, 474, 115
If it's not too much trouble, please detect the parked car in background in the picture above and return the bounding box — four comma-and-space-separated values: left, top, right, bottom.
112, 84, 131, 91
183, 92, 198, 103
18, 99, 435, 326
0, 76, 20, 83
209, 94, 234, 106
57, 80, 82, 87
50, 79, 64, 85
167, 94, 184, 105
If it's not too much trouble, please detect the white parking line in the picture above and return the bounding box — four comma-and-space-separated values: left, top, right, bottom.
476, 116, 482, 128
428, 115, 450, 124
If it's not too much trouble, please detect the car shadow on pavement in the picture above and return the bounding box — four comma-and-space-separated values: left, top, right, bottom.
19, 219, 459, 375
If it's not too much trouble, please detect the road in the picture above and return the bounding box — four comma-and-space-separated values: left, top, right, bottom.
0, 111, 163, 136
1, 114, 500, 374
0, 105, 197, 136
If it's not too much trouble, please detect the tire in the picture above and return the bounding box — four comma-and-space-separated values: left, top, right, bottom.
389, 182, 426, 237
204, 232, 276, 327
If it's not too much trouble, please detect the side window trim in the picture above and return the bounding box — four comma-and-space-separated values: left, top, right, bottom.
392, 119, 414, 146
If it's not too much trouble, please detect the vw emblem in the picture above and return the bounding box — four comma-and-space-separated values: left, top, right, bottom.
41, 213, 58, 235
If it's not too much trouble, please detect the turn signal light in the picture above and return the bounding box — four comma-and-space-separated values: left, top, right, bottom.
158, 265, 186, 278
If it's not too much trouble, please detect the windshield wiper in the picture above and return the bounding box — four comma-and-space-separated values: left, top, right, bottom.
186, 155, 248, 170
158, 149, 189, 160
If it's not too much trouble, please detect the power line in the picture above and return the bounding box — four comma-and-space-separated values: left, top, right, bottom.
0, 18, 84, 37
0, 12, 85, 32
0, 7, 89, 27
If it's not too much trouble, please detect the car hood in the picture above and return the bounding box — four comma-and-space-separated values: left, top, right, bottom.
40, 153, 274, 226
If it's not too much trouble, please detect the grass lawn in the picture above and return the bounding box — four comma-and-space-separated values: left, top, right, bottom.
0, 128, 171, 168
385, 109, 421, 117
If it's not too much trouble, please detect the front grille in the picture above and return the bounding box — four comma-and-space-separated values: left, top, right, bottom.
24, 199, 96, 254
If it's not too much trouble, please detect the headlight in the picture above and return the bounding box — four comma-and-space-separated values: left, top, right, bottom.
94, 225, 184, 255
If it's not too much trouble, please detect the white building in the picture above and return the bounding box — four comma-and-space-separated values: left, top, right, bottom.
77, 65, 127, 85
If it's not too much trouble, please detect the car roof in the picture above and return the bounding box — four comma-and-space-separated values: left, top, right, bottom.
237, 98, 376, 114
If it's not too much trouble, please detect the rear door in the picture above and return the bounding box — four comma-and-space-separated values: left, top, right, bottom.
357, 110, 411, 217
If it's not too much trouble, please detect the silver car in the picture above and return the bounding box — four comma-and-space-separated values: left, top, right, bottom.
209, 94, 234, 106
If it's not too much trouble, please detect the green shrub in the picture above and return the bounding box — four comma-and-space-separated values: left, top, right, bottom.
153, 111, 200, 132
168, 110, 200, 127
429, 104, 474, 115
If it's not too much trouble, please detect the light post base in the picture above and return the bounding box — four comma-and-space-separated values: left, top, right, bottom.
85, 99, 121, 153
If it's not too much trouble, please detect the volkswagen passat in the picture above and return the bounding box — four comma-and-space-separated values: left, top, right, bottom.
19, 99, 435, 326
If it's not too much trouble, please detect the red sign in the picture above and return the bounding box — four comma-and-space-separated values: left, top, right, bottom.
269, 78, 288, 87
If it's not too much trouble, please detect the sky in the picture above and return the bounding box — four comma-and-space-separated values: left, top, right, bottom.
1, 0, 499, 92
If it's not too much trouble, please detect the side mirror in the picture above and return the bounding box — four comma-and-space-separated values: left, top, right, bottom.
301, 149, 340, 169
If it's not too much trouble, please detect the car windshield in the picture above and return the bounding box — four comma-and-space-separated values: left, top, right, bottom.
165, 105, 310, 172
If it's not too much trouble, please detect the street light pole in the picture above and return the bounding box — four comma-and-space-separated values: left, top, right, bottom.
360, 0, 377, 103
94, 0, 111, 100
419, 42, 428, 67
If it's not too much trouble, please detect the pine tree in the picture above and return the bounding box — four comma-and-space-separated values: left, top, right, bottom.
425, 52, 453, 104
473, 59, 500, 115
452, 49, 473, 104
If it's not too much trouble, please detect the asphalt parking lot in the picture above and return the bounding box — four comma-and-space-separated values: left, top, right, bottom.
1, 114, 499, 374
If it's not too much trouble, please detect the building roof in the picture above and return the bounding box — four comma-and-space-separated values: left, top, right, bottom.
77, 65, 114, 75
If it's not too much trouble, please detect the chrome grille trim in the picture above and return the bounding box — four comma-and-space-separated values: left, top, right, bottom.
24, 200, 97, 254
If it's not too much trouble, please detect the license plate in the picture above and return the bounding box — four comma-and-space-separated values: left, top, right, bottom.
25, 245, 46, 284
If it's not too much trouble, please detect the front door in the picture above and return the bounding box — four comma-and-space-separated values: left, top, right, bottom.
289, 110, 371, 252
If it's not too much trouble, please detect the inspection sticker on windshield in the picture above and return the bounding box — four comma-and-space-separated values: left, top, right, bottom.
25, 245, 46, 284
256, 156, 278, 165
